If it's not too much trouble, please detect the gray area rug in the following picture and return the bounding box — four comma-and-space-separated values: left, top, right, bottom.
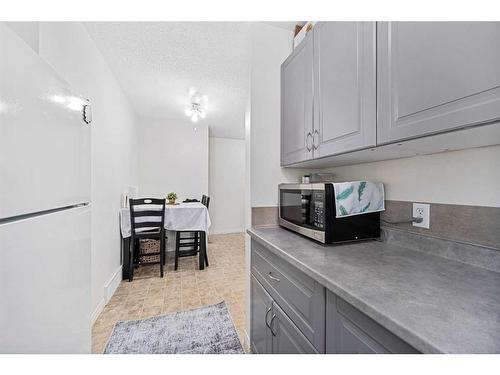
104, 301, 244, 354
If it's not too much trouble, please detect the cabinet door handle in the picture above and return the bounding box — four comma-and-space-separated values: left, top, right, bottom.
265, 306, 272, 329
268, 272, 280, 282
269, 314, 277, 336
305, 132, 312, 152
313, 130, 320, 149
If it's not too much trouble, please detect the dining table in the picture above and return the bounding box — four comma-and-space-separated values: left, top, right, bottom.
119, 201, 212, 279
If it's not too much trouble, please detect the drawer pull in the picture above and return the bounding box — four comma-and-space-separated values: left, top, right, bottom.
269, 314, 277, 336
268, 272, 281, 282
265, 306, 272, 328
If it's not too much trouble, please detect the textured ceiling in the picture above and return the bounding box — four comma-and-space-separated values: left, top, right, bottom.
85, 22, 256, 139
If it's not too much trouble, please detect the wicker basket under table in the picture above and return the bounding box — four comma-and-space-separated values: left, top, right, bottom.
139, 239, 161, 264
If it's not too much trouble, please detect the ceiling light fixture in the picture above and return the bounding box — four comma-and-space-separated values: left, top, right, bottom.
185, 89, 208, 123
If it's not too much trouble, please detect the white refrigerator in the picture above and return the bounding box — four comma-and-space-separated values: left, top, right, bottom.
0, 24, 91, 353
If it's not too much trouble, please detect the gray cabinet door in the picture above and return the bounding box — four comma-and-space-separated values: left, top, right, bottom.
330, 310, 389, 354
377, 22, 500, 144
312, 22, 376, 157
281, 32, 314, 166
271, 302, 318, 354
326, 291, 418, 354
251, 241, 325, 352
250, 275, 273, 354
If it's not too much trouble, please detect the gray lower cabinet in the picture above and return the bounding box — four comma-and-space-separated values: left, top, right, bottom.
251, 240, 325, 351
250, 275, 318, 354
250, 239, 419, 354
250, 275, 273, 354
281, 31, 314, 166
313, 22, 376, 157
271, 302, 318, 354
326, 291, 419, 354
377, 22, 500, 144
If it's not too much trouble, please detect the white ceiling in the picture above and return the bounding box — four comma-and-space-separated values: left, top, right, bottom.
85, 22, 297, 139
84, 22, 256, 139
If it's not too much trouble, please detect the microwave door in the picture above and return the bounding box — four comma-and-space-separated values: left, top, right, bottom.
280, 189, 314, 227
279, 185, 326, 243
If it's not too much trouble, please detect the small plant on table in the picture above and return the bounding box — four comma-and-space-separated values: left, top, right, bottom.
167, 192, 178, 204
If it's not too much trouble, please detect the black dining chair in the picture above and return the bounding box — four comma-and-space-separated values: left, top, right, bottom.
174, 195, 210, 270
129, 198, 166, 281
177, 194, 208, 250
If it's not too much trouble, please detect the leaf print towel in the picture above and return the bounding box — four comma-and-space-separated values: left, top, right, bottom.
333, 181, 385, 218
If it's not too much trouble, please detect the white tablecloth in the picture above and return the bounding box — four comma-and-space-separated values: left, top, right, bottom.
120, 202, 211, 238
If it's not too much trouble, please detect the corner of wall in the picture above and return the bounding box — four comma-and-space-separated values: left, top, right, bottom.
104, 265, 123, 303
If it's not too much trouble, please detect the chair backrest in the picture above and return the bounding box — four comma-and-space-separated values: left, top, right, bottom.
129, 198, 166, 237
203, 196, 210, 209
201, 195, 207, 205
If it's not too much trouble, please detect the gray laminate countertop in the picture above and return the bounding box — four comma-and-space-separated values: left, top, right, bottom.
247, 226, 500, 353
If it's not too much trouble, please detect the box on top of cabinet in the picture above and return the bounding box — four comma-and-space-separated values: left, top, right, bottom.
293, 22, 316, 49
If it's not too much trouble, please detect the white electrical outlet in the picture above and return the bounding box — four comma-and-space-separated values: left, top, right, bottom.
412, 203, 430, 229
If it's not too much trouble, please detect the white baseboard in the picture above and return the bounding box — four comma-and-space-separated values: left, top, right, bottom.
210, 227, 245, 235
91, 266, 122, 326
91, 298, 105, 326
242, 328, 251, 352
104, 265, 122, 303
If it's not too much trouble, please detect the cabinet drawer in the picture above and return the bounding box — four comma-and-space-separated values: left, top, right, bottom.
326, 291, 419, 354
251, 240, 325, 352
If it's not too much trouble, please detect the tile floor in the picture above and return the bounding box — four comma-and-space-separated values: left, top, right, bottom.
91, 232, 247, 353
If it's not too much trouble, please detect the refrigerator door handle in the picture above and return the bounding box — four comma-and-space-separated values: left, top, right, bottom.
83, 102, 92, 125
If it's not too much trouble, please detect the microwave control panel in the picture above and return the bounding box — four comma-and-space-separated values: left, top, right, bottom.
312, 191, 325, 229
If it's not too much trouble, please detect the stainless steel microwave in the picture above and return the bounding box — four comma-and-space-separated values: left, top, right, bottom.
278, 183, 380, 244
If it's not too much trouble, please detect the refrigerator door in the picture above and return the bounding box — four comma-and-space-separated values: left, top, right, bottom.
0, 24, 90, 220
0, 205, 91, 353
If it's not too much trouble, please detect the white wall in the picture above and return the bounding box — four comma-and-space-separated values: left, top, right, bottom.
137, 117, 209, 201
321, 145, 500, 208
37, 22, 139, 317
244, 94, 252, 346
4, 22, 38, 52
245, 23, 309, 346
249, 24, 309, 208
208, 137, 245, 234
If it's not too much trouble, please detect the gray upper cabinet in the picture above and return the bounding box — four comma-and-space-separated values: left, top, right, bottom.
281, 22, 500, 167
250, 275, 273, 354
313, 22, 377, 157
377, 22, 500, 144
281, 32, 314, 166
